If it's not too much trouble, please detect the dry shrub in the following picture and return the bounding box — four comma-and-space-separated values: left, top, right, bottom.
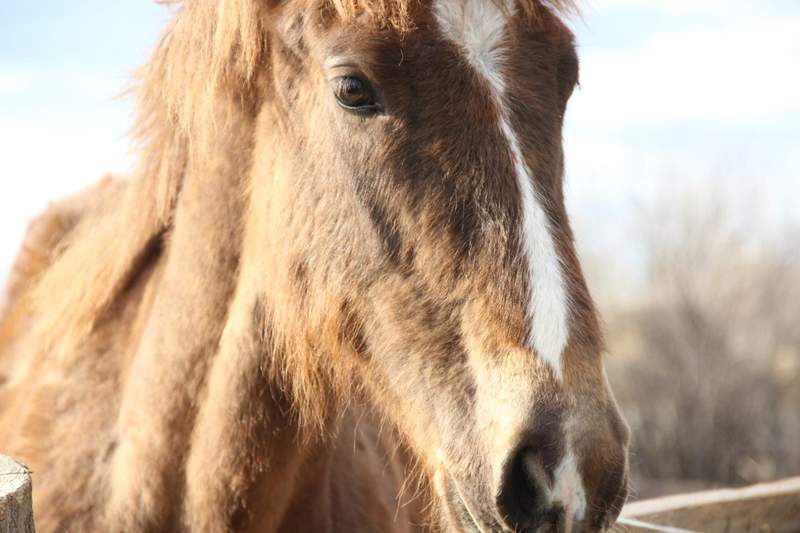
597, 186, 800, 493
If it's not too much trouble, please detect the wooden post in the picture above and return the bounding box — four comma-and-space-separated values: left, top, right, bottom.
0, 455, 34, 533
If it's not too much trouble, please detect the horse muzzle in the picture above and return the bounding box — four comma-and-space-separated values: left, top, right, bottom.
436, 441, 626, 533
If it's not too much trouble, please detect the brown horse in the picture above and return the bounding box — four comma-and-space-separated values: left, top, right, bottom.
0, 0, 629, 531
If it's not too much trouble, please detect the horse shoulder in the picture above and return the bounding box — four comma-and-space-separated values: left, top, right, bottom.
0, 175, 127, 437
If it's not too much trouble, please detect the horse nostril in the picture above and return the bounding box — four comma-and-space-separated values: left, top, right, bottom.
496, 448, 552, 531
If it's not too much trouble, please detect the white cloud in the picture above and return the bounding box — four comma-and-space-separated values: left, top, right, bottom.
0, 119, 135, 284
0, 68, 31, 93
570, 19, 800, 123
0, 62, 138, 282
0, 65, 127, 98
586, 0, 788, 16
563, 1, 800, 256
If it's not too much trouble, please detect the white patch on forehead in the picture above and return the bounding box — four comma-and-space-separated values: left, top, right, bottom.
433, 0, 570, 378
433, 0, 508, 95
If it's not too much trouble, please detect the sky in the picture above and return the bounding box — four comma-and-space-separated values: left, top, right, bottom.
1, 0, 799, 287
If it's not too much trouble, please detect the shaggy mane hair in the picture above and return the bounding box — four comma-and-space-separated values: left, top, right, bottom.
29, 0, 578, 367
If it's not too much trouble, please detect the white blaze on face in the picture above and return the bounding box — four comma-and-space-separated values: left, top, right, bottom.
433, 0, 570, 379
553, 450, 588, 526
434, 0, 586, 525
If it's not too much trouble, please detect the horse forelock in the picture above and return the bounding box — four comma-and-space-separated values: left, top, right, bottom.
131, 0, 578, 160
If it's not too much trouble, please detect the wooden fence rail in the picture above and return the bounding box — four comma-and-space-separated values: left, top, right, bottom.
620, 477, 800, 533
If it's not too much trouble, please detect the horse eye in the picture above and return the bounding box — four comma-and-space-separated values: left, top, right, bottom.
333, 76, 380, 114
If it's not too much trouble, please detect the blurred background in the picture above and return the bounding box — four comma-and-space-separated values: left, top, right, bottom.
1, 0, 798, 500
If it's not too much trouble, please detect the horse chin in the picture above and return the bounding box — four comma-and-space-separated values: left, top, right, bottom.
449, 494, 493, 533
437, 470, 499, 533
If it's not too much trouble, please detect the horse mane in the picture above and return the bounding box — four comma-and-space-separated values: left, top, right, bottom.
28, 0, 578, 360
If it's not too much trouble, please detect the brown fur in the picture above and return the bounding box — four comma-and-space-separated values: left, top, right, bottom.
0, 1, 627, 532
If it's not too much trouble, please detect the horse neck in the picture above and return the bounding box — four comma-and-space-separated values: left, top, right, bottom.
151, 124, 348, 530
102, 107, 308, 530
112, 98, 410, 530
236, 411, 343, 533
